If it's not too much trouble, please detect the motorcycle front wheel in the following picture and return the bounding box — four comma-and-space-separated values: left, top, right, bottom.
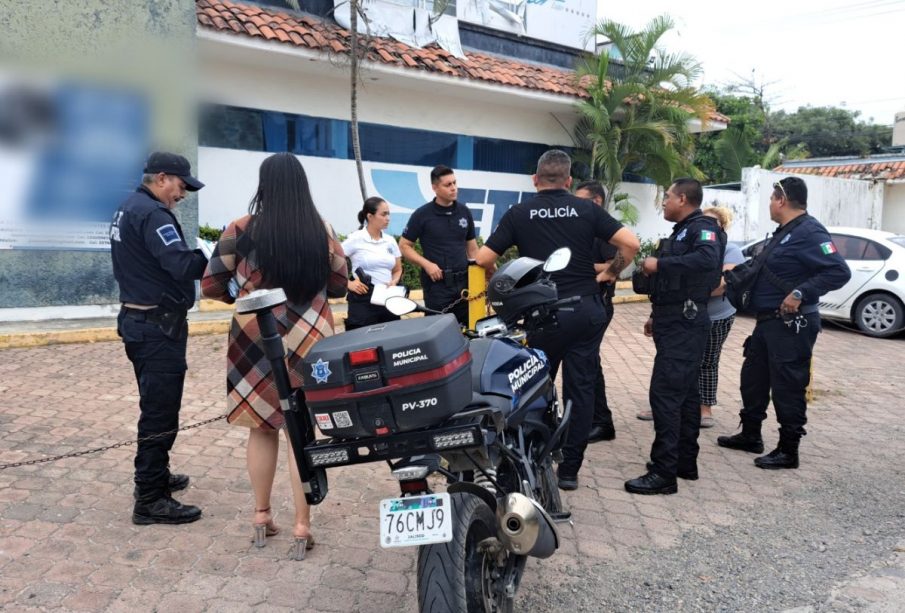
417, 492, 517, 613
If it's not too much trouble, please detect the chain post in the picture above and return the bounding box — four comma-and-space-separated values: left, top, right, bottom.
467, 263, 488, 329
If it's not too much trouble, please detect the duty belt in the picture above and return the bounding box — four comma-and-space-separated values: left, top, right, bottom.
756, 303, 819, 322
651, 301, 705, 317
121, 305, 188, 339
442, 269, 468, 287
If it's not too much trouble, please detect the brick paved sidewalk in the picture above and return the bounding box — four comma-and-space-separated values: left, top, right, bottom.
1, 303, 902, 611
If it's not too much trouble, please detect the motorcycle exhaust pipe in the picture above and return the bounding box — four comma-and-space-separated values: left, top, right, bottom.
496, 493, 559, 559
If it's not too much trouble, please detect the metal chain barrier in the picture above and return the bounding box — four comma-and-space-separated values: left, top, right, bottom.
0, 414, 226, 471
439, 288, 487, 315
2, 280, 492, 472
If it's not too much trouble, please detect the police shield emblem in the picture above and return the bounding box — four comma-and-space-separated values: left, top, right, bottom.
311, 358, 332, 384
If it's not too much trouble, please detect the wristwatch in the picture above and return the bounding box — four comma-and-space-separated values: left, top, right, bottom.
791, 289, 803, 300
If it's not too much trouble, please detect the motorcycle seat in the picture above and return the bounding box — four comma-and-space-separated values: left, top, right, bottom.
465, 391, 512, 416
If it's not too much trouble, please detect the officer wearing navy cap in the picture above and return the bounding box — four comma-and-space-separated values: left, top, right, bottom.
110, 151, 208, 524
476, 150, 640, 490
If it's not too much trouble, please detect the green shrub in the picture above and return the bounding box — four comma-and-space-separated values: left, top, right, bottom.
400, 239, 424, 289
636, 238, 660, 264
199, 224, 223, 242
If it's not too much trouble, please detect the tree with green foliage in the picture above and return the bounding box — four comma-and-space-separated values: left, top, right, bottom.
694, 87, 894, 183
694, 91, 766, 184
573, 15, 714, 215
772, 106, 892, 158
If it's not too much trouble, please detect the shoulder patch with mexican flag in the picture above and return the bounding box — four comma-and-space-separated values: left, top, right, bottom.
700, 230, 717, 241
820, 241, 837, 255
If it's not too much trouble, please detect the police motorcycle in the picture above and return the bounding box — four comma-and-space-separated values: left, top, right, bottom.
234, 248, 578, 613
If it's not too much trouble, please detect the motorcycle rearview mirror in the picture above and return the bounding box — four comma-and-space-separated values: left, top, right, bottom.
385, 296, 418, 316
543, 248, 571, 273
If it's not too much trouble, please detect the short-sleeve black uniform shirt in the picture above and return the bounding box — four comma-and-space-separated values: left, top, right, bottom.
485, 189, 624, 298
402, 200, 476, 280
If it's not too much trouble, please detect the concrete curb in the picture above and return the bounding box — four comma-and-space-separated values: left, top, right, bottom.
0, 292, 650, 349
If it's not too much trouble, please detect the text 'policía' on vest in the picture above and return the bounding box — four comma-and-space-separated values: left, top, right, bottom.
530, 206, 578, 220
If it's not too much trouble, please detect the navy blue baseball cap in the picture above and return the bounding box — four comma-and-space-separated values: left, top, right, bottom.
144, 152, 204, 191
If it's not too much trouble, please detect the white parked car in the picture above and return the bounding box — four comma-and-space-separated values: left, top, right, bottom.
741, 226, 905, 338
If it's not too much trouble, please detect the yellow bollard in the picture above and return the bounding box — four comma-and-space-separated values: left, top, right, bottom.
467, 263, 487, 329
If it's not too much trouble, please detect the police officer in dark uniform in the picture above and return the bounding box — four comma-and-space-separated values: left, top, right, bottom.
399, 165, 478, 326
476, 151, 640, 490
717, 177, 850, 469
109, 152, 208, 524
625, 178, 724, 495
575, 180, 618, 443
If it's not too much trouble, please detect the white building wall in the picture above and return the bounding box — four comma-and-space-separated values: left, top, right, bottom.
882, 183, 905, 234
606, 184, 749, 244
198, 35, 577, 146
198, 35, 580, 238
738, 168, 883, 241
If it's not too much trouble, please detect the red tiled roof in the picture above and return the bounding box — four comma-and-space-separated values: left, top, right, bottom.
196, 0, 585, 98
195, 0, 729, 125
776, 160, 905, 181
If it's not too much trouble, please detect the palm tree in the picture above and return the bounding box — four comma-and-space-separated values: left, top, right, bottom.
575, 15, 714, 211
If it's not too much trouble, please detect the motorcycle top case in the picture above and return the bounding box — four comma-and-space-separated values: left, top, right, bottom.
300, 314, 472, 438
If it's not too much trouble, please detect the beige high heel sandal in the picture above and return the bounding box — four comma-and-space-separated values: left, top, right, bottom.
252, 507, 280, 548
289, 531, 316, 560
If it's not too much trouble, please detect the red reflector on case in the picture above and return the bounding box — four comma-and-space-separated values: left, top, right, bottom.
375, 426, 390, 435
349, 347, 379, 366
400, 479, 429, 493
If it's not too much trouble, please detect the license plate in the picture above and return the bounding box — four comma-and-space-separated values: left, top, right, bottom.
379, 493, 452, 548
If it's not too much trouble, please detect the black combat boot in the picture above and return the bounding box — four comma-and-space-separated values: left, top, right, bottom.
754, 432, 800, 469
133, 494, 202, 525
556, 466, 579, 491
647, 461, 698, 481
133, 473, 189, 499
587, 423, 616, 443
717, 421, 764, 454
624, 471, 678, 495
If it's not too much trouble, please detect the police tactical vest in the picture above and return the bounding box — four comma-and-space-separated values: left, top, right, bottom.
652, 215, 725, 305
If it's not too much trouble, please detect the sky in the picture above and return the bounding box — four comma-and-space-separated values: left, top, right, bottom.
597, 0, 905, 126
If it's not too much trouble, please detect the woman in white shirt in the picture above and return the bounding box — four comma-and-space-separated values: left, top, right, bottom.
341, 197, 404, 330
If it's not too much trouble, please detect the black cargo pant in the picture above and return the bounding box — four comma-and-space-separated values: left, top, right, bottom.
423, 273, 468, 326
529, 294, 606, 476
648, 308, 709, 479
117, 309, 188, 501
739, 313, 820, 440
592, 293, 615, 429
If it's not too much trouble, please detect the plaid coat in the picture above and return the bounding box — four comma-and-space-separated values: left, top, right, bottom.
201, 215, 348, 430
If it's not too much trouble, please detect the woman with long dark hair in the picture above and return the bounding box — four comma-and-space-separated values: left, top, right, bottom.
341, 197, 404, 330
201, 152, 347, 559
